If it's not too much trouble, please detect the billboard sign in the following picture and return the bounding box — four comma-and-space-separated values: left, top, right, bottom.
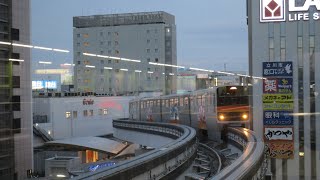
260, 0, 320, 22
263, 111, 293, 126
263, 78, 293, 93
32, 81, 57, 90
263, 62, 293, 77
265, 142, 294, 159
264, 127, 294, 141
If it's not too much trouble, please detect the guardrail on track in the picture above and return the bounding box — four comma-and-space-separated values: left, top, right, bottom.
74, 119, 198, 180
212, 127, 267, 180
198, 143, 222, 177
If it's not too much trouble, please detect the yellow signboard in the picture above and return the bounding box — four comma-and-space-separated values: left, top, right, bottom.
263, 94, 293, 103
263, 103, 294, 110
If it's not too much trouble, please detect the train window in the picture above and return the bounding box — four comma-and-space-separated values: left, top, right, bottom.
170, 99, 174, 106
166, 100, 169, 107
162, 100, 165, 106
202, 95, 206, 106
150, 101, 153, 107
140, 102, 143, 109
157, 100, 160, 106
180, 98, 183, 107
197, 96, 202, 106
184, 97, 188, 106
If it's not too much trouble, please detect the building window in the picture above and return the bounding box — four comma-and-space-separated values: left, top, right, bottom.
83, 42, 89, 46
99, 109, 108, 115
77, 61, 81, 65
147, 49, 150, 53
77, 34, 80, 38
280, 37, 285, 48
84, 60, 90, 65
100, 51, 104, 55
12, 96, 20, 111
101, 60, 104, 64
108, 32, 111, 36
83, 110, 88, 117
100, 32, 103, 36
100, 41, 104, 45
115, 50, 119, 54
310, 36, 315, 47
115, 69, 119, 73
108, 50, 112, 54
108, 60, 112, 63
115, 60, 119, 63
155, 58, 159, 62
83, 33, 89, 38
147, 30, 150, 34
77, 42, 80, 47
114, 32, 119, 36
147, 68, 151, 71
155, 49, 158, 53
298, 36, 303, 48
77, 52, 81, 56
13, 118, 21, 134
108, 41, 111, 46
12, 76, 20, 88
147, 39, 150, 44
147, 58, 150, 62
100, 69, 104, 74
73, 111, 77, 119
89, 110, 94, 116
66, 111, 71, 119
115, 41, 119, 46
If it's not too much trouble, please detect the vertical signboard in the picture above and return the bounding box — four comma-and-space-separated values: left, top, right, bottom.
262, 61, 294, 159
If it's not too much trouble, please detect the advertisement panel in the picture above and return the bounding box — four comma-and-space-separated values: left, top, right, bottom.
262, 61, 294, 159
262, 62, 293, 77
263, 103, 294, 110
264, 127, 294, 141
32, 80, 57, 89
263, 78, 293, 93
263, 111, 293, 126
265, 142, 294, 159
262, 94, 293, 103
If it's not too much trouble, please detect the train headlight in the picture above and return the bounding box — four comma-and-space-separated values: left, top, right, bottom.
242, 114, 248, 120
219, 114, 225, 121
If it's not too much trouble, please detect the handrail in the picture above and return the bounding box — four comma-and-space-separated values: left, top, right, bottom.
74, 120, 197, 180
212, 127, 265, 180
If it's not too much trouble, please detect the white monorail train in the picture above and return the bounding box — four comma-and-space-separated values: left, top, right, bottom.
129, 86, 250, 141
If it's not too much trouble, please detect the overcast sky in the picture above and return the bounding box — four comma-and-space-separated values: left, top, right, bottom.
31, 0, 248, 72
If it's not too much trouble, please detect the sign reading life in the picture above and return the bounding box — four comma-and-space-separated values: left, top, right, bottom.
260, 0, 320, 22
289, 0, 320, 21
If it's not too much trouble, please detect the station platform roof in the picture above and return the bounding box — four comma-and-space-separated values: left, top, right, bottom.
45, 137, 127, 155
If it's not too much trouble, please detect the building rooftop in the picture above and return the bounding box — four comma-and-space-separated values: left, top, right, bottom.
73, 11, 175, 28
45, 137, 127, 155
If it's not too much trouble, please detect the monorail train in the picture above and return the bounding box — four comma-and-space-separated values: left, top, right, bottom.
129, 86, 250, 141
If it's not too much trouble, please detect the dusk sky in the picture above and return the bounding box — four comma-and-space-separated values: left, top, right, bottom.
31, 0, 248, 72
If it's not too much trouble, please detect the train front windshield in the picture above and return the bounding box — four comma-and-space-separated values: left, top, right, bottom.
216, 86, 250, 123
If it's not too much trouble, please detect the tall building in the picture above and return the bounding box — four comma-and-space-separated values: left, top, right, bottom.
73, 11, 177, 95
0, 0, 33, 179
248, 0, 320, 179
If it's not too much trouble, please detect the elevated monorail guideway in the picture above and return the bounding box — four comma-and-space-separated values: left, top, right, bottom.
74, 120, 198, 180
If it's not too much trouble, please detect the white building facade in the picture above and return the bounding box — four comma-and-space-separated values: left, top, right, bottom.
33, 96, 134, 140
248, 0, 320, 179
73, 11, 177, 95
